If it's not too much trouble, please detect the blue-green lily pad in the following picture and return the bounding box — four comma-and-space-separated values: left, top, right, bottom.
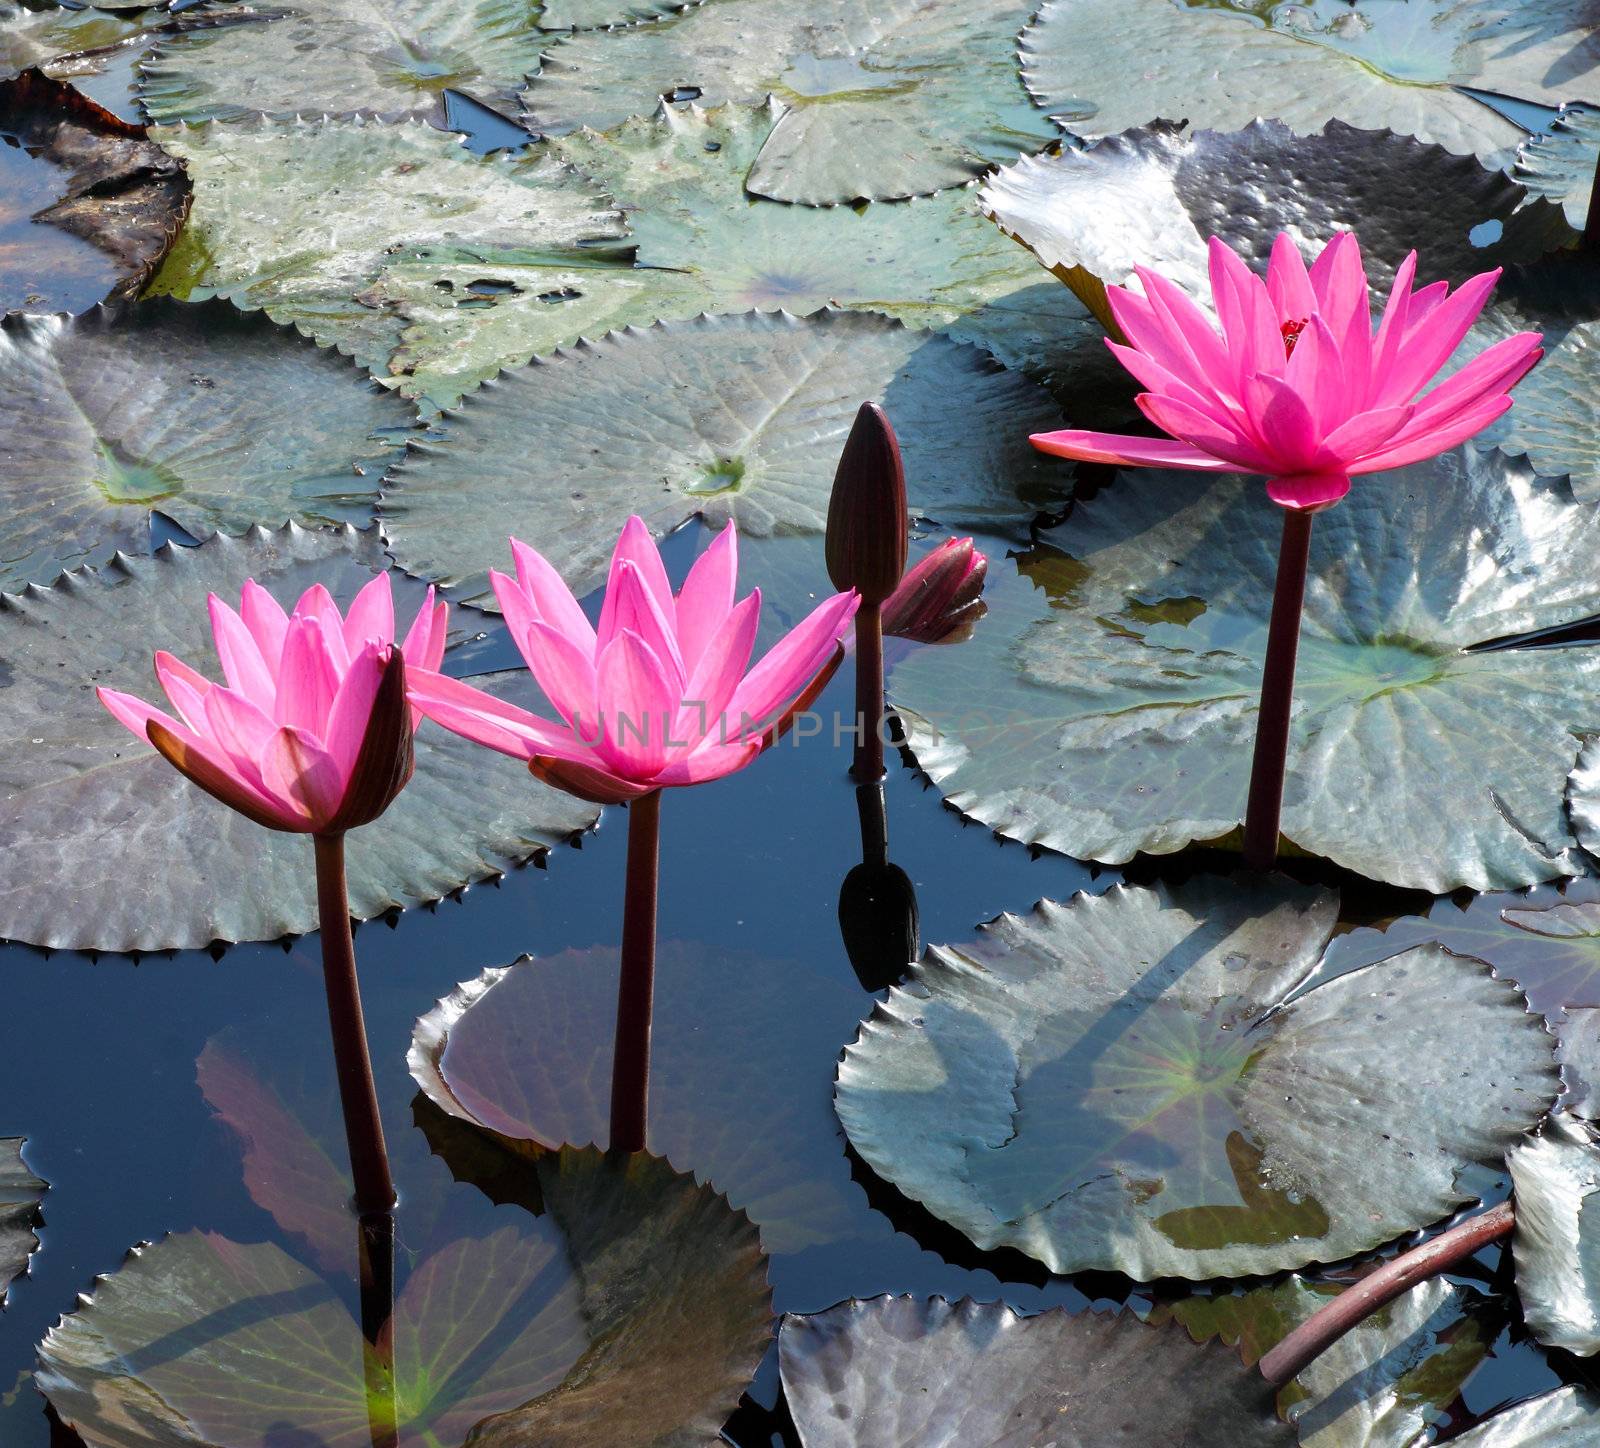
1515, 102, 1600, 230
1448, 1387, 1600, 1444
0, 1139, 44, 1307
835, 876, 1558, 1279
1509, 1113, 1600, 1357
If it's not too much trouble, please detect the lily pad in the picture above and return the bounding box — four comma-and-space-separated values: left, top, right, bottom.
0, 1138, 44, 1307
1514, 101, 1600, 230
1563, 1008, 1600, 1116
145, 115, 636, 406
1508, 1113, 1600, 1357
540, 0, 699, 29
521, 0, 1059, 204
1019, 0, 1598, 164
37, 1147, 772, 1447
0, 299, 413, 593
0, 522, 598, 953
779, 1296, 1293, 1446
1449, 1387, 1600, 1445
411, 940, 935, 1309
1, 4, 152, 79
139, 0, 551, 125
979, 119, 1573, 331
379, 309, 1065, 608
890, 447, 1600, 891
835, 876, 1559, 1279
0, 67, 190, 314
1158, 1276, 1496, 1448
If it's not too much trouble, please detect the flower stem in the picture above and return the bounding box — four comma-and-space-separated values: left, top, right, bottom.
311, 832, 396, 1218
610, 789, 662, 1154
1242, 509, 1314, 871
854, 601, 885, 781
1257, 1201, 1514, 1386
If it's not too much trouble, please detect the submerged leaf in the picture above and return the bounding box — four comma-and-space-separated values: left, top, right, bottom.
379, 310, 1065, 608
0, 300, 413, 592
1508, 1113, 1600, 1357
980, 119, 1572, 330
1020, 0, 1598, 164
835, 877, 1558, 1279
140, 0, 549, 124
0, 523, 597, 952
0, 67, 190, 314
779, 1296, 1293, 1446
891, 448, 1600, 891
146, 115, 634, 406
0, 1138, 45, 1306
37, 1148, 771, 1447
521, 0, 1059, 204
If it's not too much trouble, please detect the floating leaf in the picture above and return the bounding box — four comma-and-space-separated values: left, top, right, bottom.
1564, 1008, 1600, 1117
379, 310, 1065, 608
0, 300, 413, 593
1508, 1113, 1600, 1357
980, 119, 1572, 330
522, 0, 1059, 204
539, 0, 697, 28
140, 0, 550, 124
1514, 101, 1600, 230
1448, 1386, 1600, 1444
1159, 1276, 1495, 1448
0, 1139, 44, 1306
37, 1147, 771, 1447
411, 940, 927, 1308
891, 448, 1600, 891
779, 1296, 1293, 1446
835, 877, 1558, 1279
146, 115, 636, 406
1019, 0, 1594, 164
0, 3, 151, 78
0, 67, 189, 314
0, 523, 597, 952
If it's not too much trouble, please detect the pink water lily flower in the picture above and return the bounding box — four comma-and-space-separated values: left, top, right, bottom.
1032, 232, 1542, 509
98, 573, 448, 835
408, 517, 860, 805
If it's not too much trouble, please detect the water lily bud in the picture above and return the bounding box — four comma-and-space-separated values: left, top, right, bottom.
883, 538, 988, 644
826, 402, 908, 605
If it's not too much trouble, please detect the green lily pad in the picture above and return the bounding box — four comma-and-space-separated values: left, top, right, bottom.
0, 1139, 45, 1307
1158, 1276, 1496, 1448
145, 115, 636, 406
1449, 1387, 1600, 1444
0, 67, 191, 314
37, 1147, 772, 1447
779, 1296, 1294, 1446
379, 309, 1065, 608
1, 3, 152, 78
835, 876, 1559, 1279
0, 299, 413, 593
980, 119, 1573, 331
539, 0, 697, 29
139, 0, 550, 124
1514, 101, 1600, 230
0, 522, 597, 953
1508, 1113, 1600, 1357
1019, 0, 1595, 164
890, 448, 1600, 891
410, 938, 939, 1312
521, 0, 1060, 205
1563, 1008, 1600, 1116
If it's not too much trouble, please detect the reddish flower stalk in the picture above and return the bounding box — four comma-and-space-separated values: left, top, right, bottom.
1257, 1202, 1514, 1386
609, 789, 661, 1155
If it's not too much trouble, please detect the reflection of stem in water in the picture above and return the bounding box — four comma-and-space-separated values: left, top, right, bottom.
1257, 1200, 1514, 1385
1242, 509, 1313, 871
358, 1211, 397, 1448
610, 789, 662, 1154
312, 832, 396, 1217
838, 779, 920, 992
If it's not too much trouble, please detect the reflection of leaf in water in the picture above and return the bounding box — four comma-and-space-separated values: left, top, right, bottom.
0, 1138, 45, 1306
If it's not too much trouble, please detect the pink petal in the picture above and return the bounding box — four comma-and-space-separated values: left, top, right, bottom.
1315, 403, 1414, 465
1350, 397, 1514, 473
98, 687, 180, 748
509, 538, 595, 653
274, 614, 340, 737
604, 560, 686, 692
408, 669, 585, 762
260, 726, 345, 829
1029, 429, 1242, 470
1308, 232, 1371, 379
1368, 251, 1418, 405
144, 711, 297, 830
654, 738, 762, 786
729, 590, 859, 736
1266, 232, 1316, 321
1139, 392, 1277, 471
322, 642, 386, 781
1241, 374, 1319, 471
593, 629, 676, 778
674, 522, 738, 676
1106, 341, 1235, 422
200, 686, 276, 790
676, 590, 761, 749
399, 586, 447, 674
1138, 268, 1236, 398
1404, 331, 1542, 435
1107, 284, 1208, 392
597, 516, 674, 651
1209, 237, 1282, 383
154, 651, 214, 732
524, 619, 601, 735
1265, 471, 1352, 509
238, 580, 288, 678
208, 595, 277, 713
1377, 268, 1503, 405
343, 573, 395, 651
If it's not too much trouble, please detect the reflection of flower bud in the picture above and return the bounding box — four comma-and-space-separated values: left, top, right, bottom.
826, 402, 908, 605
883, 538, 988, 644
